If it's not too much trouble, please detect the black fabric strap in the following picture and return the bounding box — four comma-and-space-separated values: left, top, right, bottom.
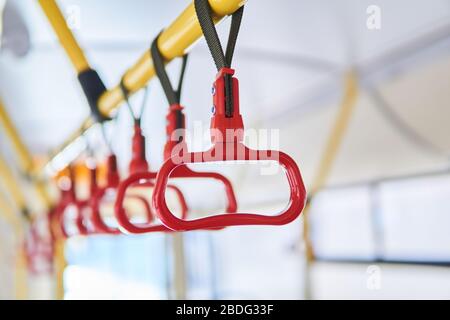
77, 68, 110, 123
151, 34, 188, 106
176, 55, 188, 102
151, 34, 188, 130
224, 8, 243, 67
119, 78, 129, 99
119, 77, 141, 126
194, 0, 244, 70
194, 0, 244, 117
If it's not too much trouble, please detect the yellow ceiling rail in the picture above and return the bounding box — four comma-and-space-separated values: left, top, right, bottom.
37, 0, 90, 73
39, 0, 246, 173
0, 99, 53, 209
97, 0, 246, 115
302, 71, 359, 262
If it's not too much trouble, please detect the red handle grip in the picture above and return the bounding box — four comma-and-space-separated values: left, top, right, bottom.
152, 142, 306, 231
52, 167, 77, 239
89, 186, 155, 234
74, 199, 89, 235
55, 198, 88, 238
114, 172, 188, 233
89, 187, 121, 234
24, 217, 54, 275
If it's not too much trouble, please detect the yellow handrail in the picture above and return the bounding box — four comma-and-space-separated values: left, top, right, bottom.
53, 238, 66, 300
39, 0, 246, 172
14, 246, 29, 300
37, 0, 90, 73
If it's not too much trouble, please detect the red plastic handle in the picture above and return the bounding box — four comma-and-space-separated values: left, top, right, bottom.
114, 172, 189, 233
24, 218, 54, 275
152, 143, 306, 231
52, 167, 78, 239
70, 153, 152, 235
112, 124, 190, 233
55, 198, 89, 238
114, 77, 238, 233
88, 187, 121, 234
114, 164, 238, 233
74, 199, 89, 235
152, 68, 306, 230
52, 179, 84, 239
89, 186, 155, 234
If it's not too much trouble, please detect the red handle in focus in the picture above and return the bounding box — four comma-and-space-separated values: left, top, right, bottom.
152, 67, 306, 231
152, 144, 306, 231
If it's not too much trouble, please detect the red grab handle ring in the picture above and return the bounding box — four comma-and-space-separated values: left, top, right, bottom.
24, 217, 54, 275
89, 187, 121, 234
89, 186, 155, 234
56, 198, 89, 238
114, 172, 189, 233
74, 199, 89, 235
152, 143, 306, 231
151, 67, 306, 230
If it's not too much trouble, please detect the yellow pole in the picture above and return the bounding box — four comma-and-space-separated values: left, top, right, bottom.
14, 245, 29, 300
302, 71, 359, 262
0, 189, 22, 228
40, 0, 246, 170
0, 191, 27, 299
0, 155, 29, 218
0, 99, 54, 298
0, 152, 30, 300
53, 238, 66, 300
172, 234, 187, 299
0, 99, 53, 210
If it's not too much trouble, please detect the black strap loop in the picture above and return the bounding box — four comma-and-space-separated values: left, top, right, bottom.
151, 33, 188, 131
77, 68, 110, 123
119, 78, 149, 127
194, 0, 244, 70
151, 33, 189, 106
119, 78, 133, 121
100, 112, 121, 155
194, 0, 244, 117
